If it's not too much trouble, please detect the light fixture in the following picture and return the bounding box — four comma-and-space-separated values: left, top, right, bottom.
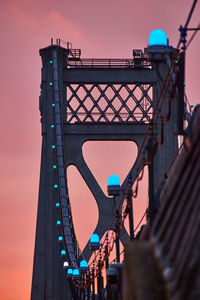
67, 268, 73, 278
80, 260, 89, 272
72, 269, 80, 278
89, 233, 100, 250
63, 261, 69, 269
61, 250, 66, 256
148, 29, 168, 47
107, 174, 121, 196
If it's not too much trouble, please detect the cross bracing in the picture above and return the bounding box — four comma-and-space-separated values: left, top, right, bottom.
66, 83, 153, 123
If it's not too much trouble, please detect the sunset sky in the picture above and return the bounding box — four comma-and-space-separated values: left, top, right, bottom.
0, 0, 199, 299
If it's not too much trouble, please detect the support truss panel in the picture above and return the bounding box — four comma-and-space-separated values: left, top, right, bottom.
66, 83, 153, 124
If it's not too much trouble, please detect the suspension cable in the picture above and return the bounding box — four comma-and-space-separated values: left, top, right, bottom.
186, 22, 200, 49
177, 0, 199, 49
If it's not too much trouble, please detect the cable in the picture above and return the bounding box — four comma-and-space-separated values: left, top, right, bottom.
184, 0, 199, 30
153, 142, 184, 197
134, 211, 147, 233
186, 22, 200, 49
177, 0, 199, 49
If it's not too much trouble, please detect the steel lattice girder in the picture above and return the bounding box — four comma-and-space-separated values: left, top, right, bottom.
66, 83, 153, 123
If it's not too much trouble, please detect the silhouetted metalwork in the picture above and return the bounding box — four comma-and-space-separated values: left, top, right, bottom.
31, 38, 181, 299
66, 83, 153, 123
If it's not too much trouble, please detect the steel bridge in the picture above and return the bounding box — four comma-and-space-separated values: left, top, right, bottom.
31, 35, 199, 300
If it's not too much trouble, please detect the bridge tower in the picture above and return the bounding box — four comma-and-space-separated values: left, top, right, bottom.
31, 39, 179, 299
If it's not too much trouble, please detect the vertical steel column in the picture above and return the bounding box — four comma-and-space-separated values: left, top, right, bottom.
148, 46, 178, 225
127, 189, 134, 240
31, 46, 70, 300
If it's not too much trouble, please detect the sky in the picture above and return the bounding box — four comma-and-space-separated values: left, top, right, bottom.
0, 0, 199, 299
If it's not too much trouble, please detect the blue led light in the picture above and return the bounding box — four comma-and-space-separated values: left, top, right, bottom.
149, 29, 168, 46
108, 175, 120, 186
90, 233, 100, 244
61, 250, 66, 256
54, 184, 58, 189
57, 220, 61, 225
190, 103, 194, 107
80, 260, 88, 268
73, 269, 80, 276
56, 202, 60, 207
50, 82, 53, 86
51, 124, 54, 128
52, 103, 55, 107
89, 233, 100, 250
50, 60, 53, 64
53, 165, 57, 169
58, 236, 63, 241
67, 268, 73, 275
52, 145, 56, 149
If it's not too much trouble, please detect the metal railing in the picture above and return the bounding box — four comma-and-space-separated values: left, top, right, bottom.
67, 58, 151, 69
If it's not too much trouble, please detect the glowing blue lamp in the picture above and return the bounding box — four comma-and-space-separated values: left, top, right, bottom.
52, 145, 56, 149
108, 175, 120, 186
51, 124, 54, 128
90, 233, 100, 243
56, 202, 60, 207
61, 250, 66, 256
56, 220, 61, 226
80, 260, 88, 268
72, 269, 80, 278
149, 29, 167, 47
80, 260, 89, 272
58, 236, 63, 242
54, 184, 58, 189
53, 165, 57, 169
89, 233, 100, 250
67, 268, 73, 277
108, 174, 121, 196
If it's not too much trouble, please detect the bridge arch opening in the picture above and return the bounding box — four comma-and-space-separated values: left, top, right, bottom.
82, 141, 138, 196
66, 165, 98, 251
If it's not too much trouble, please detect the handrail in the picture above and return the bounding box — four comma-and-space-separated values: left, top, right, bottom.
67, 58, 151, 69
